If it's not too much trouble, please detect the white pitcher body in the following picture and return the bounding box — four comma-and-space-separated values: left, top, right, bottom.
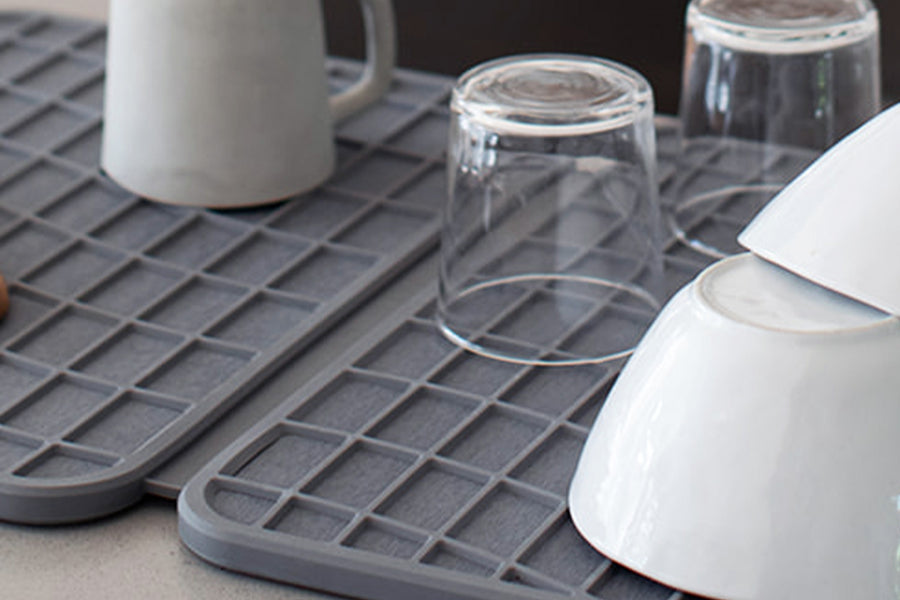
102, 0, 394, 208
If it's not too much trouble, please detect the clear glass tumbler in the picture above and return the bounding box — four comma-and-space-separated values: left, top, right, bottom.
670, 0, 881, 258
438, 55, 664, 366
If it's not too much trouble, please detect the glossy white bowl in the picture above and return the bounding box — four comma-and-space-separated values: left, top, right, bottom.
569, 253, 900, 600
739, 103, 900, 316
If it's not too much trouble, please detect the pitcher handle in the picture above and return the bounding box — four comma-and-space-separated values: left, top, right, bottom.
329, 0, 396, 122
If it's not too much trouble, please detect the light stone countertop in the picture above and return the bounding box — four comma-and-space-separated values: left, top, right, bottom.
0, 1, 106, 21
0, 497, 335, 600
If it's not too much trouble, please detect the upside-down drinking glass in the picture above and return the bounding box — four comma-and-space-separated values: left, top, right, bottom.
438, 54, 664, 366
670, 0, 881, 258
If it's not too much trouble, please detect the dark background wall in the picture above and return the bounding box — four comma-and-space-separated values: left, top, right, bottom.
324, 0, 900, 115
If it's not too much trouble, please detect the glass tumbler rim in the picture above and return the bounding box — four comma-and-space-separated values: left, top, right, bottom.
691, 0, 876, 28
687, 0, 879, 54
450, 53, 653, 137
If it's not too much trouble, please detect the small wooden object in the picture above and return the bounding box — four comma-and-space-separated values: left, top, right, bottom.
0, 271, 8, 319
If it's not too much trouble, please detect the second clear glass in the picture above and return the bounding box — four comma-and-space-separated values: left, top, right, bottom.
670, 0, 881, 258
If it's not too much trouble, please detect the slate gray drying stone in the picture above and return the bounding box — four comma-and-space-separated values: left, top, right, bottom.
0, 11, 453, 524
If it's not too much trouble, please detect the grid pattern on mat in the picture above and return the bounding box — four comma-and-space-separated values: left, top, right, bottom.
178, 285, 709, 600
0, 12, 453, 523
177, 120, 781, 599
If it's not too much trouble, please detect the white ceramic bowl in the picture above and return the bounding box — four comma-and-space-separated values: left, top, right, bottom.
569, 253, 900, 600
739, 103, 900, 316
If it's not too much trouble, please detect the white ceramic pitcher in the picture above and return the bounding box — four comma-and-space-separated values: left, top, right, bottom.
101, 0, 395, 208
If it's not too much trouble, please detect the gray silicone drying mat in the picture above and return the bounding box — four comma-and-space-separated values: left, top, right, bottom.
0, 11, 454, 524
177, 261, 709, 599
177, 115, 822, 600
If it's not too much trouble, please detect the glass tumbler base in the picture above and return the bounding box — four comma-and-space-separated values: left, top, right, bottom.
438, 274, 660, 367
667, 183, 782, 259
